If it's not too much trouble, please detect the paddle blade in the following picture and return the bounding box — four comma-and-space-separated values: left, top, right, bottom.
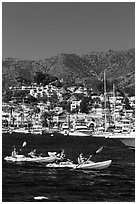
96, 146, 104, 154
22, 141, 27, 147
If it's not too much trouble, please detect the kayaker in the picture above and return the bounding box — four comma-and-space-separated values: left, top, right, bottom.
11, 146, 18, 158
56, 149, 65, 157
28, 149, 37, 158
61, 149, 65, 157
77, 153, 85, 164
55, 149, 66, 162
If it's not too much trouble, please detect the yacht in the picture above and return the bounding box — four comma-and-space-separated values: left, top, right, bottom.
60, 121, 91, 136
2, 127, 9, 134
73, 121, 92, 136
105, 130, 135, 151
30, 125, 43, 135
12, 127, 30, 134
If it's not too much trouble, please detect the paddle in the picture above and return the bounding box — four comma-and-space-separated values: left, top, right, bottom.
86, 146, 104, 162
22, 141, 27, 147
92, 146, 104, 156
20, 141, 27, 152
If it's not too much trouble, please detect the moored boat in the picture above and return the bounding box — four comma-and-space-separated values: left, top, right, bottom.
12, 127, 30, 134
105, 131, 135, 150
68, 129, 91, 136
30, 125, 43, 135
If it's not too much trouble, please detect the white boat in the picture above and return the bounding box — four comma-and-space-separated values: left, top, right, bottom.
46, 160, 112, 170
68, 129, 91, 136
105, 131, 135, 150
2, 127, 9, 133
4, 155, 61, 163
92, 131, 111, 138
60, 119, 92, 137
46, 161, 74, 168
73, 121, 92, 136
30, 125, 43, 135
60, 128, 91, 137
12, 128, 30, 134
74, 160, 112, 170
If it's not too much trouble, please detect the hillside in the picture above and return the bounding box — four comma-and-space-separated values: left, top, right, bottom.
2, 49, 135, 96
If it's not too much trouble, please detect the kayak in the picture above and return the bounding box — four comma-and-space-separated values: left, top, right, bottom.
46, 161, 74, 168
46, 160, 112, 170
74, 160, 112, 170
4, 155, 60, 163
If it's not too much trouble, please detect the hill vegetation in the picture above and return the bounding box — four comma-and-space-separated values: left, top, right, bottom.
2, 49, 135, 96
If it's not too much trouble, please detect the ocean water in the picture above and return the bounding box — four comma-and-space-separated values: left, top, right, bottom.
2, 133, 135, 202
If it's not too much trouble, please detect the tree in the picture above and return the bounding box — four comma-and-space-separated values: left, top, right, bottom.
80, 97, 90, 113
34, 71, 58, 86
41, 112, 50, 127
26, 94, 37, 103
123, 97, 132, 110
59, 100, 71, 112
34, 72, 45, 85
2, 88, 12, 102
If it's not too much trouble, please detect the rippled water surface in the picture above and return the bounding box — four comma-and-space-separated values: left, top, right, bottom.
2, 133, 135, 202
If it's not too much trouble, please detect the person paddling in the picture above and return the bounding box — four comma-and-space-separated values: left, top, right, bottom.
56, 149, 65, 158
77, 146, 104, 165
11, 146, 18, 158
77, 153, 85, 164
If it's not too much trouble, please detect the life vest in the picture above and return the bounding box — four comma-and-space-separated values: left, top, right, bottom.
11, 150, 17, 158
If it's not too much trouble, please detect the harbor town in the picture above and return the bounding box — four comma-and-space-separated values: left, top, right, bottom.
2, 2, 135, 202
2, 83, 135, 136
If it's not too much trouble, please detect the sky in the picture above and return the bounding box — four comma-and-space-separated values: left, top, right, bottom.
2, 2, 135, 60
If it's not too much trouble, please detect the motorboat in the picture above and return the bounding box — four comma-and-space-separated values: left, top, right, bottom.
92, 130, 111, 138
30, 125, 43, 135
2, 127, 9, 134
73, 121, 92, 136
60, 120, 92, 136
68, 129, 91, 136
105, 131, 135, 150
60, 128, 91, 136
12, 127, 30, 134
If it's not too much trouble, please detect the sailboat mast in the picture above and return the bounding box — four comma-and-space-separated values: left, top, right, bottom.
113, 83, 116, 125
104, 70, 107, 131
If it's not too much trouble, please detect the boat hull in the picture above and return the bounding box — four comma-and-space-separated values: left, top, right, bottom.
106, 132, 135, 150
46, 160, 112, 170
119, 137, 135, 150
46, 161, 74, 168
4, 155, 58, 163
75, 160, 112, 170
69, 130, 91, 136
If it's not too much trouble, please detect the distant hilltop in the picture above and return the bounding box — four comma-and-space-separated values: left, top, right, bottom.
2, 48, 135, 96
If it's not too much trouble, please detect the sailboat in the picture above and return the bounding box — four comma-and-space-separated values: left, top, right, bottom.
92, 70, 111, 137
92, 70, 135, 150
104, 74, 135, 150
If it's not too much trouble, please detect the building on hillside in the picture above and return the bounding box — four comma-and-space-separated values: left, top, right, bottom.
70, 100, 81, 112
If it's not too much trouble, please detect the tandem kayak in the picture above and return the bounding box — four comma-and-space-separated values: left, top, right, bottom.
74, 160, 112, 170
4, 155, 60, 163
46, 160, 112, 170
46, 161, 74, 168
